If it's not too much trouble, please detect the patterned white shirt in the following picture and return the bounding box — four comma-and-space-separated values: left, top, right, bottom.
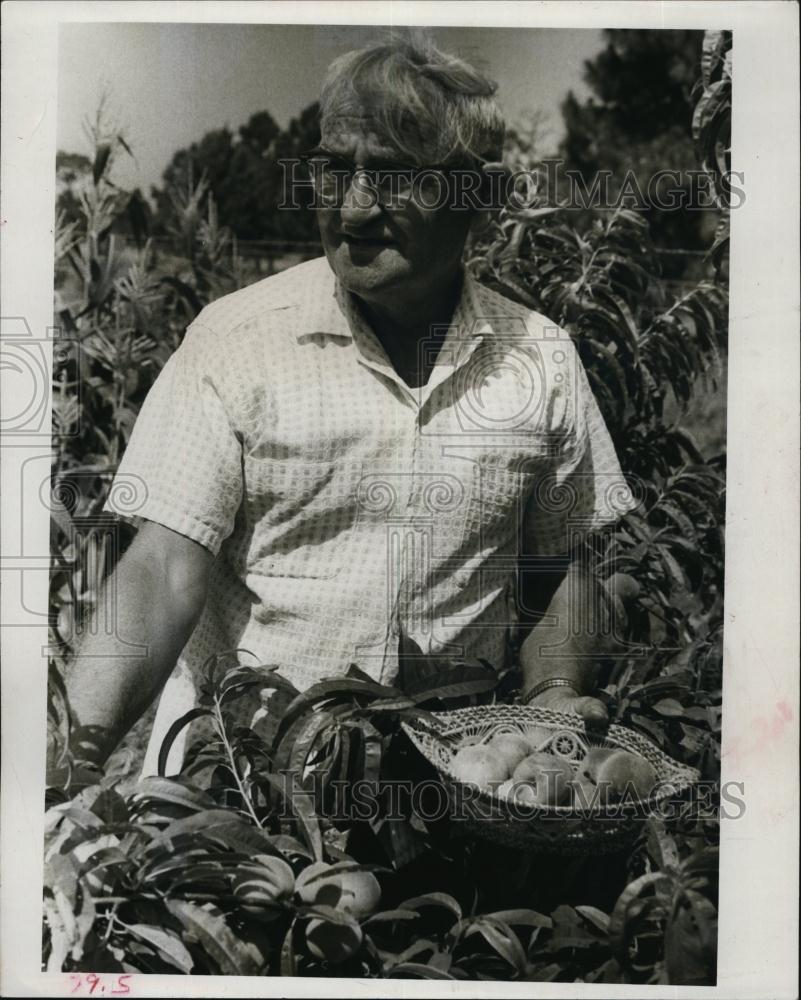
104, 256, 635, 773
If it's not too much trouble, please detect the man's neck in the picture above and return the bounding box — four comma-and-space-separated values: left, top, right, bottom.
355, 270, 464, 389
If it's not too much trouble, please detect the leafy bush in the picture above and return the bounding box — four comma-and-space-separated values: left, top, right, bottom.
46, 32, 730, 983
46, 649, 718, 982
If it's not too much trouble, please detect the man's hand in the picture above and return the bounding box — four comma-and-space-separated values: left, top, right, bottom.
518, 565, 638, 728
525, 683, 609, 727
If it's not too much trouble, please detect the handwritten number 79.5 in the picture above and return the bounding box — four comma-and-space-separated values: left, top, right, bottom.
69, 974, 132, 995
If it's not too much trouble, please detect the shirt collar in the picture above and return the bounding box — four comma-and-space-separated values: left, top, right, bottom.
293, 258, 493, 352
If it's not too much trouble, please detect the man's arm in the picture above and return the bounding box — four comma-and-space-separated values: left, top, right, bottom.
518, 561, 635, 724
65, 521, 213, 768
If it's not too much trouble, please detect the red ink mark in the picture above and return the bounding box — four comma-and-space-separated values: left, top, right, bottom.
67, 974, 131, 996
722, 701, 793, 763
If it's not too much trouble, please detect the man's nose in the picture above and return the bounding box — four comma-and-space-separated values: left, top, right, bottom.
340, 172, 382, 228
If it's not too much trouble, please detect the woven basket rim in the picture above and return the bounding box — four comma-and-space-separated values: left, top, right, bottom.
401, 703, 700, 820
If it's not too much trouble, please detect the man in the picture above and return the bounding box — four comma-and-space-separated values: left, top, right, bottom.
66, 37, 635, 775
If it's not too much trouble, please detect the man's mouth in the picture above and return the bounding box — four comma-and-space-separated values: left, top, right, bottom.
341, 234, 397, 248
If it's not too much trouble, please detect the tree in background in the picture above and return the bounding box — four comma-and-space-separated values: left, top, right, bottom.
58, 101, 322, 257
268, 101, 322, 242
559, 29, 713, 280
149, 103, 320, 244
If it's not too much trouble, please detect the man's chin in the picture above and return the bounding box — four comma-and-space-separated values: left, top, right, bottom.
326, 243, 410, 297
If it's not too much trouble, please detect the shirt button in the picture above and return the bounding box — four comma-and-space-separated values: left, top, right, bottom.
455, 569, 471, 589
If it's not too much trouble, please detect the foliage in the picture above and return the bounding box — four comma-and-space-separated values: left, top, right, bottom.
149, 104, 321, 243
58, 102, 322, 248
691, 30, 732, 281
559, 29, 712, 279
468, 208, 726, 676
51, 107, 264, 652
46, 32, 731, 983
45, 648, 718, 982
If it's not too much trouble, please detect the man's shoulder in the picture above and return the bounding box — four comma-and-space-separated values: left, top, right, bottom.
468, 274, 567, 340
191, 256, 334, 338
468, 274, 586, 435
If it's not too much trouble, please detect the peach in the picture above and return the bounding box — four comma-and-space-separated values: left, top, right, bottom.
595, 750, 657, 802
511, 752, 573, 805
451, 745, 510, 789
522, 725, 553, 752
568, 774, 606, 810
489, 733, 531, 771
296, 862, 381, 919
576, 747, 617, 782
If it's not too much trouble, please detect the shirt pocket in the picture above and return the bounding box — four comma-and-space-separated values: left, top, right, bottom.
242, 456, 362, 579
463, 454, 538, 552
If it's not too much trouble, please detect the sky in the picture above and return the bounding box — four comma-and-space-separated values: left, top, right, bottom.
56, 22, 604, 195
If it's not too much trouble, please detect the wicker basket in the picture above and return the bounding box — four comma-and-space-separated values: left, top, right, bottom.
401, 704, 700, 854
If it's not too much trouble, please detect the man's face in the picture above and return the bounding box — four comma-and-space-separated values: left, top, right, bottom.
315, 114, 475, 312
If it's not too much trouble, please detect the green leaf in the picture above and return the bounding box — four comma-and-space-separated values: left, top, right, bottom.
358, 719, 383, 787
280, 923, 296, 976
389, 962, 456, 980
133, 776, 217, 813
658, 500, 698, 542
549, 905, 606, 951
399, 892, 462, 921
218, 664, 298, 705
664, 892, 717, 985
608, 872, 668, 966
657, 544, 689, 591
127, 924, 194, 973
165, 900, 264, 975
299, 903, 360, 927
288, 711, 337, 778
482, 909, 552, 929
575, 905, 611, 934
397, 632, 440, 693
647, 819, 681, 871
76, 845, 130, 883
276, 677, 403, 743
153, 810, 286, 857
147, 860, 233, 893
156, 708, 212, 776
56, 804, 106, 832
92, 144, 112, 185
653, 698, 686, 718
701, 31, 727, 87
259, 773, 323, 862
405, 663, 498, 704
364, 909, 421, 925
465, 918, 529, 973
44, 892, 73, 973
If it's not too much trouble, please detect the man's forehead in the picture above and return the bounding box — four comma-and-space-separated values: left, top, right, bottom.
320, 113, 416, 159
321, 106, 432, 163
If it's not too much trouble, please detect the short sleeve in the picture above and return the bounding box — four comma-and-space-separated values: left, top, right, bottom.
524, 359, 637, 557
103, 322, 243, 556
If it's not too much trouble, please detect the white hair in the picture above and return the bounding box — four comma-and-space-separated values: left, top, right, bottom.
319, 32, 506, 166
